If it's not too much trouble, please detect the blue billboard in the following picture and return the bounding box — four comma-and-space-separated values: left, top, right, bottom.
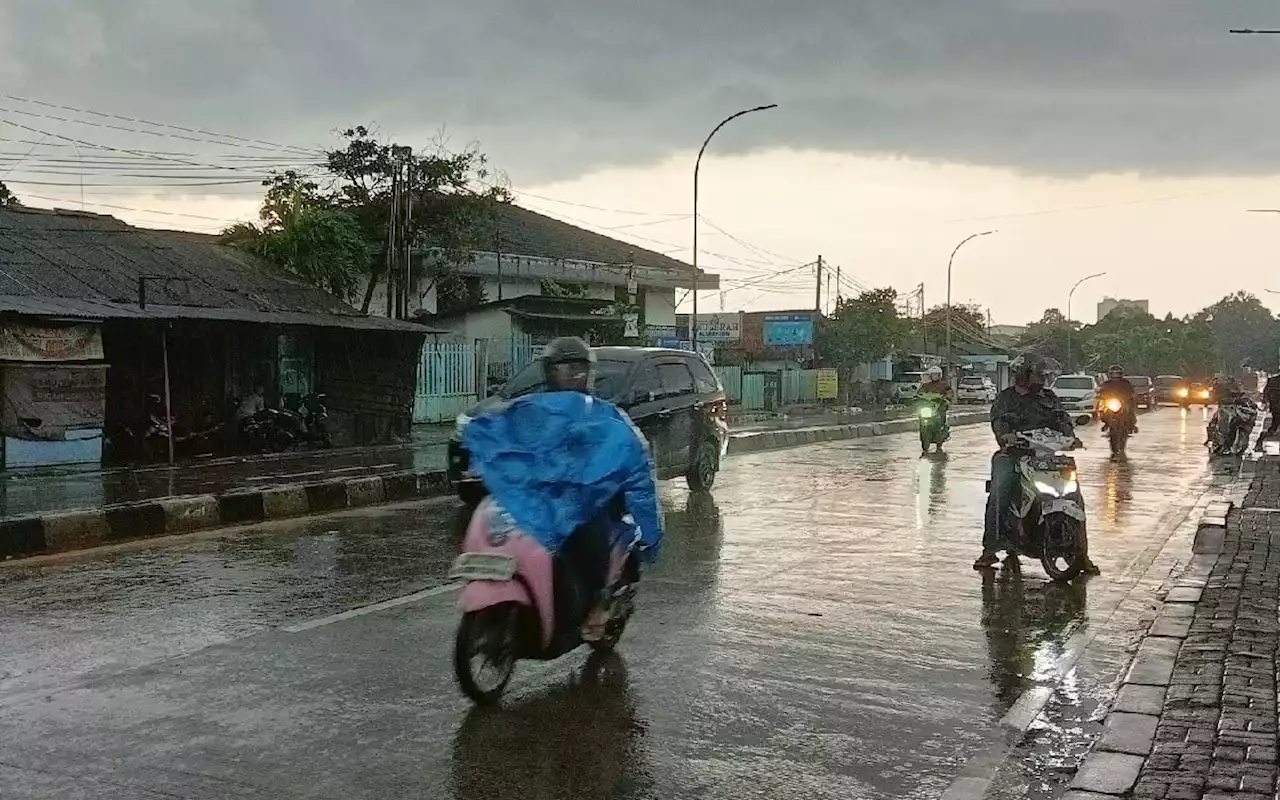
762, 314, 814, 347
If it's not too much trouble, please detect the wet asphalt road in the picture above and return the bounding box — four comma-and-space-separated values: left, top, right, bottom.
0, 407, 1226, 799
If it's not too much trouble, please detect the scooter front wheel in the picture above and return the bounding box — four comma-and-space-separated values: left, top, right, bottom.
454, 604, 519, 704
1039, 515, 1087, 583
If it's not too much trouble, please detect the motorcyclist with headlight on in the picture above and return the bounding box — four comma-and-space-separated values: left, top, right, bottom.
976, 353, 1098, 575
1098, 364, 1138, 435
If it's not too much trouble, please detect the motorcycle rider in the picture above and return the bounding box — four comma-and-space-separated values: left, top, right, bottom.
538, 336, 660, 640
1097, 364, 1138, 435
976, 354, 1098, 574
1255, 370, 1280, 451
919, 366, 951, 397
917, 366, 952, 453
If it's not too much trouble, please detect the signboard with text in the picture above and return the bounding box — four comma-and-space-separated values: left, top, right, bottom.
693, 312, 741, 342
816, 368, 839, 399
0, 322, 103, 362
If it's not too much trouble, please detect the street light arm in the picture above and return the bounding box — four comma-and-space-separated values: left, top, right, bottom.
691, 103, 778, 349
695, 104, 780, 176
1068, 271, 1108, 301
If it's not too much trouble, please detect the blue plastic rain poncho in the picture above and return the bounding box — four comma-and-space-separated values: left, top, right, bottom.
462, 391, 663, 563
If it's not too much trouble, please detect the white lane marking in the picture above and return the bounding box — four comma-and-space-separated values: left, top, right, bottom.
282, 582, 461, 633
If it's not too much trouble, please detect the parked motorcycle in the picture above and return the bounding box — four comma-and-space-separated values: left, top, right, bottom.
450, 497, 641, 704
985, 427, 1090, 582
236, 392, 332, 453
917, 392, 950, 454
1098, 396, 1130, 456
1207, 397, 1258, 456
273, 393, 333, 449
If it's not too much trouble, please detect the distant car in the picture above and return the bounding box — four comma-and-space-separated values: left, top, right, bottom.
1176, 380, 1214, 408
893, 372, 927, 402
1129, 376, 1156, 409
1154, 375, 1183, 405
447, 346, 730, 507
1050, 374, 1099, 421
957, 375, 996, 404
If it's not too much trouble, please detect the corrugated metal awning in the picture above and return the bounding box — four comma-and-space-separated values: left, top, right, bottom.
0, 295, 444, 334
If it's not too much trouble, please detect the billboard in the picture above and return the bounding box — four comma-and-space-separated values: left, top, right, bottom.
762, 314, 814, 347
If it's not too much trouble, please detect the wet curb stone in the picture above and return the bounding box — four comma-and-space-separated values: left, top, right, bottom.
2, 413, 988, 560
0, 467, 452, 561
725, 410, 989, 455
1068, 456, 1279, 799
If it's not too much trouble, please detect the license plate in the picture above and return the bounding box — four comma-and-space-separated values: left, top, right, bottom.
450, 552, 517, 581
1031, 456, 1072, 470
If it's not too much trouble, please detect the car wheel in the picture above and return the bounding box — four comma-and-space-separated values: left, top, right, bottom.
687, 439, 719, 492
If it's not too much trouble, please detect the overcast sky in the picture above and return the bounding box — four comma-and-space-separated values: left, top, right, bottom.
5, 1, 1280, 325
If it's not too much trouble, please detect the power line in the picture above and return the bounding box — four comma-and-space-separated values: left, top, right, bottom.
1, 95, 321, 156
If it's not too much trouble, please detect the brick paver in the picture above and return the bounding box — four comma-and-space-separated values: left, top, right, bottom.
1128, 463, 1280, 800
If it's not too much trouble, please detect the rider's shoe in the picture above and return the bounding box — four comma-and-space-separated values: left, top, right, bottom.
973, 552, 999, 570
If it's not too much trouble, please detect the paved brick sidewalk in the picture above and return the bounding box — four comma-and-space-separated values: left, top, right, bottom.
1073, 459, 1280, 800
1130, 505, 1280, 799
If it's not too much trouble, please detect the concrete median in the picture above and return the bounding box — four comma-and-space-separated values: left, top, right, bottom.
726, 410, 989, 456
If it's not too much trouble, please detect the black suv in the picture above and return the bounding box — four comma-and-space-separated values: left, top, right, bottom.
447, 347, 730, 506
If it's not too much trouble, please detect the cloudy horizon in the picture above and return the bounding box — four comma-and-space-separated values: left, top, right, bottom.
5, 1, 1280, 324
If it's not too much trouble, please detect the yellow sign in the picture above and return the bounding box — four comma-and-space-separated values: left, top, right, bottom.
816, 368, 839, 399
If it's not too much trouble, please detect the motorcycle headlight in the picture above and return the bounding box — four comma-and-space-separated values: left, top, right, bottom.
1033, 480, 1061, 497
919, 406, 934, 418
1105, 398, 1123, 412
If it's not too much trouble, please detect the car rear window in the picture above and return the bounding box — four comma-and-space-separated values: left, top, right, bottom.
1155, 375, 1182, 387
897, 372, 926, 382
502, 357, 632, 401
1130, 377, 1152, 388
960, 377, 984, 387
1053, 377, 1095, 390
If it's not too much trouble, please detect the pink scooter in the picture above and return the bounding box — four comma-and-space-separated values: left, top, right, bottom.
450, 497, 640, 704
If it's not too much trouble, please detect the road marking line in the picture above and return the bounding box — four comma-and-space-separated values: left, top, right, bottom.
282, 583, 461, 633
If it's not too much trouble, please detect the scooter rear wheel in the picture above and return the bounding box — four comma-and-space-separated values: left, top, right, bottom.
454, 604, 519, 704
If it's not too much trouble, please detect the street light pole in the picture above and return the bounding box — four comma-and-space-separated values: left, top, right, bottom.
1066, 271, 1106, 373
692, 104, 778, 350
945, 230, 997, 390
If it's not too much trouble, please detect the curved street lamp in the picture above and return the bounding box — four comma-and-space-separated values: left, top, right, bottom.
944, 230, 997, 387
691, 104, 778, 349
1066, 272, 1107, 373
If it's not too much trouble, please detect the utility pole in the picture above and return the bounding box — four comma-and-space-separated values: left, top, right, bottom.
835, 264, 842, 305
495, 230, 504, 302
401, 151, 414, 319
814, 255, 824, 312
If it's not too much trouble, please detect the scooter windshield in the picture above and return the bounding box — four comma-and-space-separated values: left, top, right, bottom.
462, 391, 663, 560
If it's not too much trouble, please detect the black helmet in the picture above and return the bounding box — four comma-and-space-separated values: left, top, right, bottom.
1011, 353, 1047, 386
1107, 364, 1124, 377
541, 336, 596, 391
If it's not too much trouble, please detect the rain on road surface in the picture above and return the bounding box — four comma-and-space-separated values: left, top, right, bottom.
0, 407, 1224, 799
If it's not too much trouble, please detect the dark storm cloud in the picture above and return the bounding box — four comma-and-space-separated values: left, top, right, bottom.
4, 0, 1280, 182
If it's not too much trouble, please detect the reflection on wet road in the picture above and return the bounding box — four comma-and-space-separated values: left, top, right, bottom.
0, 408, 1217, 799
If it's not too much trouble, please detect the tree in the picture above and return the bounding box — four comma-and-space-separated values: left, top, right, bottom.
224, 206, 371, 303
818, 288, 912, 400
241, 126, 510, 311
1038, 308, 1066, 325
0, 180, 17, 208
1197, 292, 1279, 372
